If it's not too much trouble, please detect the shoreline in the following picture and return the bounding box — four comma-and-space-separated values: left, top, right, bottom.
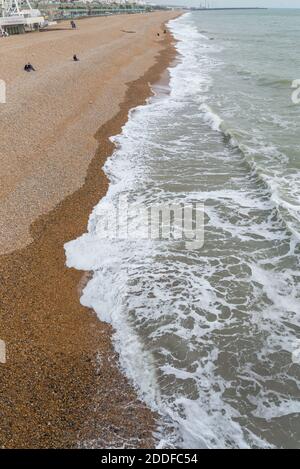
0, 13, 181, 448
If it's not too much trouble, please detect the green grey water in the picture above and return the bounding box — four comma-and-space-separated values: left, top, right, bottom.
198, 9, 300, 235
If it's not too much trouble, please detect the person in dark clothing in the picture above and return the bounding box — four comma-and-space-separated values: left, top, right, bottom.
73, 54, 79, 62
24, 63, 36, 72
157, 32, 160, 37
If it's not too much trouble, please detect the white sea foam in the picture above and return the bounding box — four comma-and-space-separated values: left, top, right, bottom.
65, 13, 300, 449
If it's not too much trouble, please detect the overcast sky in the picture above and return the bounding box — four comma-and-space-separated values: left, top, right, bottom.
154, 0, 300, 7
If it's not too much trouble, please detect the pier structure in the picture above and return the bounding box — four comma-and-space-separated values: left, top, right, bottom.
0, 0, 45, 34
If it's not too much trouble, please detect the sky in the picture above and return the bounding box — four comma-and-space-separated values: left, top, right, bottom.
154, 0, 300, 7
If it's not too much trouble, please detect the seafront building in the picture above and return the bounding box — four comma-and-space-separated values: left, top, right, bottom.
0, 0, 151, 35
40, 1, 150, 21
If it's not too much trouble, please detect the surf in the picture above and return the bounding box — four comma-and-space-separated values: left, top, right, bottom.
65, 11, 300, 449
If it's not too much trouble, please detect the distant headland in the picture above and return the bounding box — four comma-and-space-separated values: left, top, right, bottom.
189, 7, 267, 11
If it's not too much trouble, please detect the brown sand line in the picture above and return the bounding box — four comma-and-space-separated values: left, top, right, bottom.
0, 19, 181, 448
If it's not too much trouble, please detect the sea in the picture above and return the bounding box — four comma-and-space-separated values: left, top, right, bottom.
65, 9, 300, 449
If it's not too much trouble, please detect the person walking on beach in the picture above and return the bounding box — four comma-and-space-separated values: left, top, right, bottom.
70, 20, 77, 30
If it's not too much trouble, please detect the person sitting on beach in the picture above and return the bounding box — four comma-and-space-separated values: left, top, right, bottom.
73, 54, 79, 62
24, 63, 36, 72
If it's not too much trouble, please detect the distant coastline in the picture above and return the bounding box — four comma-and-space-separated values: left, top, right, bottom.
189, 7, 268, 11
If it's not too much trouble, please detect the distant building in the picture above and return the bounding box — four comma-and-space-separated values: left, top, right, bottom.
0, 0, 45, 34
